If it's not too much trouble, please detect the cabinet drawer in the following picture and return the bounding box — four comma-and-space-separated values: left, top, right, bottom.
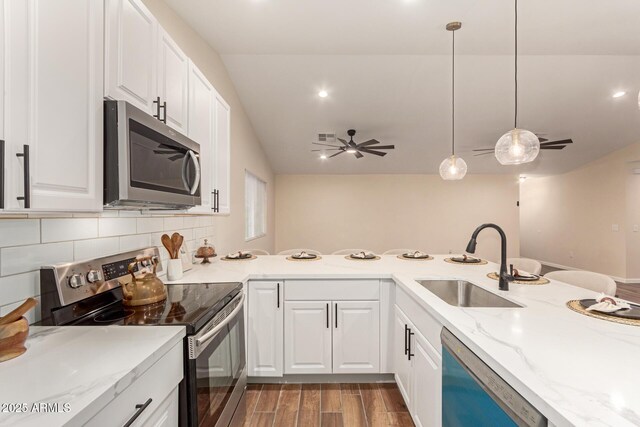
86, 341, 183, 427
396, 286, 442, 354
285, 280, 380, 301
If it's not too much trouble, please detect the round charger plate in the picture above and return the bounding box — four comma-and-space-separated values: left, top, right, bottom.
487, 272, 549, 285
397, 254, 433, 261
221, 254, 257, 261
287, 255, 322, 262
567, 300, 640, 326
578, 299, 640, 320
444, 257, 488, 265
345, 255, 381, 261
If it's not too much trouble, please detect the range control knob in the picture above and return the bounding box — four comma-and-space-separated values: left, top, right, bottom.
86, 270, 103, 284
68, 274, 85, 289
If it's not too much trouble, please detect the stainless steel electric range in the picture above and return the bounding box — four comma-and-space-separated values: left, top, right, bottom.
39, 247, 246, 427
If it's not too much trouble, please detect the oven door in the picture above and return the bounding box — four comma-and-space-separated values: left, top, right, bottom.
104, 100, 201, 209
184, 292, 247, 427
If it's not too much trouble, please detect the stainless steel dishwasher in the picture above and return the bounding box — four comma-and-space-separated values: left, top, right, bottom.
441, 328, 547, 427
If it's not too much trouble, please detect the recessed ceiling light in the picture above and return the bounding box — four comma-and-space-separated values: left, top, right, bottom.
319, 154, 327, 160
519, 176, 527, 182
612, 91, 626, 98
318, 90, 328, 98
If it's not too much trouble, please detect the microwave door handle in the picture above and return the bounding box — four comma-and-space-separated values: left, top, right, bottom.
187, 150, 201, 195
195, 292, 245, 348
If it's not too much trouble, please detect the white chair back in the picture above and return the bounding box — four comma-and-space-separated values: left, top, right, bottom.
277, 248, 322, 256
507, 257, 542, 275
383, 249, 419, 255
247, 249, 270, 255
545, 270, 617, 296
331, 248, 374, 255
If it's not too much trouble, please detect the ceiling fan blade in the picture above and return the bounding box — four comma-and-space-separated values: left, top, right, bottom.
540, 145, 566, 150
540, 139, 573, 146
311, 149, 342, 152
354, 151, 364, 159
357, 139, 380, 147
472, 148, 494, 152
329, 150, 345, 158
363, 145, 394, 150
538, 137, 549, 143
474, 151, 495, 157
312, 142, 342, 148
359, 148, 387, 157
337, 138, 349, 147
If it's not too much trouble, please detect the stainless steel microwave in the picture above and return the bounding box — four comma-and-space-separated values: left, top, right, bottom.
104, 100, 201, 209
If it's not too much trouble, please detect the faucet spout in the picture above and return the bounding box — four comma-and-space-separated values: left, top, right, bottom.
465, 223, 512, 291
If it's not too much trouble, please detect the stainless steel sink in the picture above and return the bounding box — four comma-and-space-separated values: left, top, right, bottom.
416, 280, 522, 308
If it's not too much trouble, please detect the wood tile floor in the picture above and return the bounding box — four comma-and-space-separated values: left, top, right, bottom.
243, 383, 414, 427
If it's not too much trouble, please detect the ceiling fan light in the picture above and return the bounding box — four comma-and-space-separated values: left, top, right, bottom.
346, 148, 357, 154
494, 129, 540, 165
439, 155, 467, 180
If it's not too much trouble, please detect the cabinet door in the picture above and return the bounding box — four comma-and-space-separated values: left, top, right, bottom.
187, 60, 214, 214
213, 93, 230, 214
394, 306, 412, 407
284, 301, 332, 374
247, 281, 283, 377
4, 0, 103, 212
333, 301, 380, 374
0, 0, 4, 210
412, 330, 442, 427
157, 28, 189, 135
104, 0, 158, 114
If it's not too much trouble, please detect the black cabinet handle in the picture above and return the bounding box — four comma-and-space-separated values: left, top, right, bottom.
160, 101, 167, 123
214, 189, 219, 213
326, 303, 329, 328
407, 328, 415, 360
153, 96, 162, 121
276, 283, 280, 308
123, 398, 152, 427
334, 303, 338, 328
404, 324, 409, 355
0, 140, 4, 209
16, 144, 30, 208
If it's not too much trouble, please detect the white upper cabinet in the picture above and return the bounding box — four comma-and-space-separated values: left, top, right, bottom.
157, 28, 189, 134
187, 60, 215, 213
213, 93, 231, 214
104, 0, 158, 114
333, 301, 380, 374
247, 281, 283, 377
0, 0, 5, 210
3, 0, 104, 212
284, 300, 333, 374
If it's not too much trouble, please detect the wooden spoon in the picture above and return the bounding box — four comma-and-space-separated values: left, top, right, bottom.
0, 298, 37, 326
171, 233, 182, 259
174, 235, 184, 259
161, 234, 174, 259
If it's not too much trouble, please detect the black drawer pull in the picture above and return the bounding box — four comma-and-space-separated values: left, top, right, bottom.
276, 283, 280, 308
16, 144, 30, 208
123, 398, 152, 427
404, 324, 409, 355
326, 303, 329, 328
407, 329, 415, 361
334, 303, 338, 328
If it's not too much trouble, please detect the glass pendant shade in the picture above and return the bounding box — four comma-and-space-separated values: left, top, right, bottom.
439, 155, 467, 180
494, 128, 540, 165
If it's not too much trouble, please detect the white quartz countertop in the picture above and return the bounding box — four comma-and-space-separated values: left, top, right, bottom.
169, 254, 640, 427
0, 325, 185, 427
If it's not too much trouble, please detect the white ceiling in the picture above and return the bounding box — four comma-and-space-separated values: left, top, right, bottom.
166, 0, 640, 175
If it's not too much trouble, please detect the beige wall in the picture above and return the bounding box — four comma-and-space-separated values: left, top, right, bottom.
520, 142, 640, 280
143, 0, 275, 255
275, 174, 520, 261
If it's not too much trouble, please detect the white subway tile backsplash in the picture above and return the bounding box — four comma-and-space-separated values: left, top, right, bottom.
1, 242, 74, 276
41, 218, 98, 243
137, 217, 165, 234
73, 237, 120, 260
164, 217, 184, 231
120, 234, 151, 252
99, 218, 137, 237
176, 228, 194, 241
0, 220, 41, 248
182, 217, 198, 228
0, 272, 40, 306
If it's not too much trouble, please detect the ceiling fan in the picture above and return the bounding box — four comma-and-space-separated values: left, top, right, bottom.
311, 129, 395, 159
472, 137, 573, 157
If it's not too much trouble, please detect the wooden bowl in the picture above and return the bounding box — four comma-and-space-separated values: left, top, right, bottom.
0, 317, 29, 363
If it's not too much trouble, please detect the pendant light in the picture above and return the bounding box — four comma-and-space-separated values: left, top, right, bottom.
494, 0, 540, 165
439, 21, 467, 180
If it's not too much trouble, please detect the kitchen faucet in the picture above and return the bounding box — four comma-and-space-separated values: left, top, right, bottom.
465, 223, 512, 291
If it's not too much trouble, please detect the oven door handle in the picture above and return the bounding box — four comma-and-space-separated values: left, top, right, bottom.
195, 292, 245, 348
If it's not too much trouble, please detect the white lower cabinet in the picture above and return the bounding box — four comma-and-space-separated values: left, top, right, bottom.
394, 305, 442, 427
284, 301, 332, 374
247, 281, 283, 377
333, 301, 380, 373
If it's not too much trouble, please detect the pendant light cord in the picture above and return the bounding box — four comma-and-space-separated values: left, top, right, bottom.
514, 0, 518, 129
452, 29, 456, 156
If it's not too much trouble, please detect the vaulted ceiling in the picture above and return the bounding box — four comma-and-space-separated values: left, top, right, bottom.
166, 0, 640, 175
